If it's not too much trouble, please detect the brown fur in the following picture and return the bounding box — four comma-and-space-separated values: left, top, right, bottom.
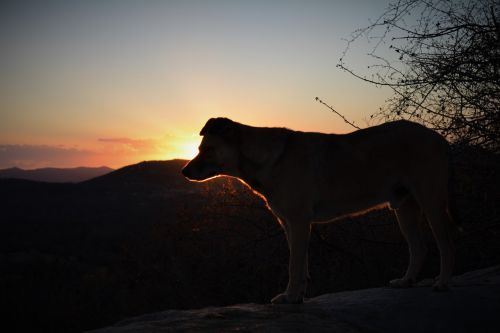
182, 118, 455, 304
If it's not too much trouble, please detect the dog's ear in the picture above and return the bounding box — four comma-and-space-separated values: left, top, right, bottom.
200, 118, 239, 142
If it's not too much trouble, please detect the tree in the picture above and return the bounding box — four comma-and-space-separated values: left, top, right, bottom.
338, 0, 500, 152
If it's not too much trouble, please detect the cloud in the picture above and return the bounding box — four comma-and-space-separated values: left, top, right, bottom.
0, 144, 98, 169
0, 134, 198, 169
98, 137, 151, 148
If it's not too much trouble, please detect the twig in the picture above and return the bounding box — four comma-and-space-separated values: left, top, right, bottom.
315, 97, 362, 130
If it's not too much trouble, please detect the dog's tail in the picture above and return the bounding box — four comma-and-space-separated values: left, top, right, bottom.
447, 144, 464, 233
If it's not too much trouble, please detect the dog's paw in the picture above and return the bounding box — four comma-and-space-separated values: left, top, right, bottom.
389, 278, 413, 288
271, 293, 303, 305
432, 281, 450, 292
432, 275, 451, 291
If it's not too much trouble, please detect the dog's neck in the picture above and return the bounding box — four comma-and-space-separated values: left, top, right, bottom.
235, 126, 291, 196
237, 152, 266, 194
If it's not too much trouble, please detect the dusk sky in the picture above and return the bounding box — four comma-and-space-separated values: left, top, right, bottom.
0, 0, 393, 169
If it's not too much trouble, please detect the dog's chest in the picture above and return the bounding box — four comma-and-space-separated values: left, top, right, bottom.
266, 201, 287, 221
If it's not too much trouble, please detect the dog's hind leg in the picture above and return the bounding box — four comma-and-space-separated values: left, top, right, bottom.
390, 195, 428, 288
411, 173, 455, 291
272, 221, 311, 304
422, 200, 455, 291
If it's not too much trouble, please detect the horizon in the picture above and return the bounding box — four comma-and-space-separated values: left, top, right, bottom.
0, 157, 190, 171
1, 1, 393, 169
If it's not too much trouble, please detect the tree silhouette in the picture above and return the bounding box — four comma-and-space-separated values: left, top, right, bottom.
338, 0, 500, 152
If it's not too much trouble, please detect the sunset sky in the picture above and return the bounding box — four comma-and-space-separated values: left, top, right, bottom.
0, 0, 393, 169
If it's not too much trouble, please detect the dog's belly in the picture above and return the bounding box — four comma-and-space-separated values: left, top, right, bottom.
310, 186, 408, 223
311, 197, 386, 223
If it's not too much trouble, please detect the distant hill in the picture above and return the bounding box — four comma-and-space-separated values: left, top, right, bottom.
0, 166, 113, 183
82, 159, 248, 194
83, 159, 189, 188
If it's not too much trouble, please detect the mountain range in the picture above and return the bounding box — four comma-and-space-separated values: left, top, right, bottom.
0, 165, 114, 183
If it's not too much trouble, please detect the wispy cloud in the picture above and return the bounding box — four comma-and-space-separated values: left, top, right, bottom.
0, 144, 98, 169
0, 133, 198, 169
98, 137, 158, 152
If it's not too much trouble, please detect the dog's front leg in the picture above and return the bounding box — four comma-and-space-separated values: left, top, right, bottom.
272, 221, 311, 304
281, 219, 311, 282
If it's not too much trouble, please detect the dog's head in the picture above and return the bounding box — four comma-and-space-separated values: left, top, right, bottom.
182, 118, 241, 181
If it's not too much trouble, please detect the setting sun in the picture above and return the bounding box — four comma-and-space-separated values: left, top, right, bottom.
176, 140, 200, 160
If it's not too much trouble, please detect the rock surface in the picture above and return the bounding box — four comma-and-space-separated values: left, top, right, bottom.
88, 266, 500, 333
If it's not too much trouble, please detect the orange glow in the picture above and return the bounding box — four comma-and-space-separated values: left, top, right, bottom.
0, 1, 395, 170
176, 140, 200, 160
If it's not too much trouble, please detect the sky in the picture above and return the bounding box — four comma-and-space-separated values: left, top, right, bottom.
0, 0, 393, 169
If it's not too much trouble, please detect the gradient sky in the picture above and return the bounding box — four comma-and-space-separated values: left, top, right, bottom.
0, 0, 393, 169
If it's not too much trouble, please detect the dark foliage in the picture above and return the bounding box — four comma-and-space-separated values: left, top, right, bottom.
339, 0, 500, 152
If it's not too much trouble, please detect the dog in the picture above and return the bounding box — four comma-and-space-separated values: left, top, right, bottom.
182, 117, 455, 304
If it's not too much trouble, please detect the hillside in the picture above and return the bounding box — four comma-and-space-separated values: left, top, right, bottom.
1, 149, 499, 332
82, 159, 197, 192
0, 166, 113, 183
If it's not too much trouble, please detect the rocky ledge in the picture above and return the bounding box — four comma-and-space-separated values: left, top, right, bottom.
88, 266, 500, 333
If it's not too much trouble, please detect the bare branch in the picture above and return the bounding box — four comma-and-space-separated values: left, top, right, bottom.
315, 97, 362, 130
339, 0, 500, 152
